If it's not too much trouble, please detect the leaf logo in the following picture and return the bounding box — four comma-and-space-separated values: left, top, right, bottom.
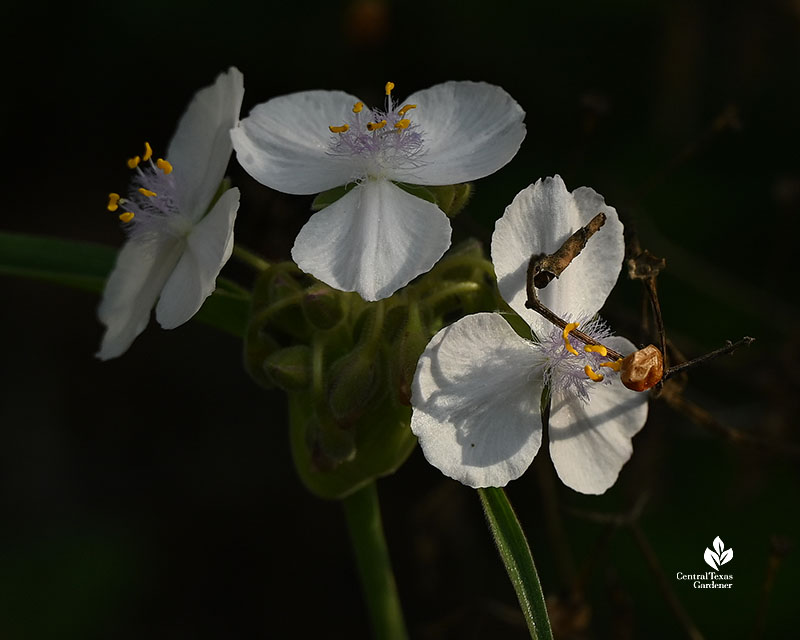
704, 536, 733, 570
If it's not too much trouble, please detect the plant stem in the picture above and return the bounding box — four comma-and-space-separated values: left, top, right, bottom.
342, 482, 408, 640
232, 244, 271, 272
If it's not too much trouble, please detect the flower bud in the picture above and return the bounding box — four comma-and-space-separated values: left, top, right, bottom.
327, 346, 383, 425
263, 345, 312, 391
302, 283, 345, 330
306, 412, 357, 472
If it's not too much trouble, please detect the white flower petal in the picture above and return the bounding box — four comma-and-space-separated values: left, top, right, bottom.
548, 336, 649, 494
492, 176, 625, 337
96, 234, 185, 360
232, 90, 363, 195
167, 67, 244, 222
291, 179, 451, 301
390, 81, 526, 185
411, 313, 543, 488
155, 188, 239, 329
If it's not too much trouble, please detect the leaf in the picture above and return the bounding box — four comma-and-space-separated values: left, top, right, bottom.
478, 487, 553, 640
0, 232, 250, 338
713, 536, 725, 555
719, 548, 733, 565
704, 547, 720, 570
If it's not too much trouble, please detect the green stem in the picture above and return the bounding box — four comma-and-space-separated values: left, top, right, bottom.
342, 482, 408, 640
232, 244, 271, 272
478, 487, 553, 640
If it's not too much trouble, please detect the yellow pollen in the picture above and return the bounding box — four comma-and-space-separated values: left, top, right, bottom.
367, 120, 387, 131
119, 212, 135, 223
127, 156, 140, 169
156, 158, 173, 174
385, 81, 395, 96
562, 322, 580, 356
142, 141, 153, 162
585, 344, 608, 356
329, 124, 350, 134
352, 102, 364, 113
107, 193, 120, 212
138, 187, 157, 197
398, 104, 416, 116
600, 359, 623, 372
394, 119, 411, 130
585, 365, 604, 382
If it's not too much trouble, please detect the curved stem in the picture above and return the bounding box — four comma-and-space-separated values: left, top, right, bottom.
232, 244, 271, 272
342, 482, 408, 640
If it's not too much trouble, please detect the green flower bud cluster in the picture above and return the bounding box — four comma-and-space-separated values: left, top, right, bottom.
244, 240, 499, 499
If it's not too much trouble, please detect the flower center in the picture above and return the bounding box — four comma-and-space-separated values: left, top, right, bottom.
106, 142, 191, 240
326, 81, 426, 176
539, 317, 621, 402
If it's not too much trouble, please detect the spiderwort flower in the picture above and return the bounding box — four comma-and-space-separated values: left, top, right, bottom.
410, 176, 648, 494
232, 81, 526, 301
96, 67, 244, 360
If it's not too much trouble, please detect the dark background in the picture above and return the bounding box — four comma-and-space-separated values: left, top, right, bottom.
2, 0, 799, 637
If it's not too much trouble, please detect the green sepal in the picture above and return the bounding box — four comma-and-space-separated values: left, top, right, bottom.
395, 182, 473, 218
394, 182, 437, 204
311, 183, 358, 211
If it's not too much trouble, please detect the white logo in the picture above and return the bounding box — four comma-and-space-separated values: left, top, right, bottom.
704, 536, 733, 570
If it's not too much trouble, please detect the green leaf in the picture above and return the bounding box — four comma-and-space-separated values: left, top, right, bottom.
0, 232, 250, 338
478, 487, 553, 640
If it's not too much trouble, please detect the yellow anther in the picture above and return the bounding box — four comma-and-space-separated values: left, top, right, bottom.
394, 119, 411, 130
385, 81, 395, 95
329, 124, 350, 134
127, 156, 140, 169
599, 359, 623, 372
138, 187, 157, 197
142, 141, 153, 162
107, 193, 120, 212
585, 344, 608, 357
352, 102, 364, 113
562, 322, 580, 356
156, 158, 173, 174
398, 104, 417, 116
367, 120, 387, 131
584, 365, 605, 382
118, 212, 135, 223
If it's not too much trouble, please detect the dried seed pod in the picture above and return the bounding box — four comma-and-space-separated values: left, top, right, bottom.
620, 345, 664, 392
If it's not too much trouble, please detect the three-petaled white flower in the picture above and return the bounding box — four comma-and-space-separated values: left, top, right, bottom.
97, 67, 244, 360
232, 81, 526, 301
410, 176, 649, 494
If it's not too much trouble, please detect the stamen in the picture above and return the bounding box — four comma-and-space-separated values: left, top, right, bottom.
600, 359, 623, 371
562, 322, 580, 356
138, 187, 157, 197
394, 119, 411, 130
329, 124, 350, 134
127, 156, 141, 169
398, 104, 417, 116
119, 212, 135, 223
142, 141, 153, 162
585, 344, 608, 356
385, 81, 395, 96
367, 120, 387, 131
156, 158, 173, 174
107, 193, 121, 212
584, 365, 604, 382
352, 102, 364, 113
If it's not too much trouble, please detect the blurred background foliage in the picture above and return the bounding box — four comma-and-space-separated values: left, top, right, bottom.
2, 0, 799, 637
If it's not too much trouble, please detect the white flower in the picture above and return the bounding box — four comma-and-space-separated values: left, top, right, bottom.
97, 67, 244, 360
410, 176, 649, 494
232, 81, 526, 301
